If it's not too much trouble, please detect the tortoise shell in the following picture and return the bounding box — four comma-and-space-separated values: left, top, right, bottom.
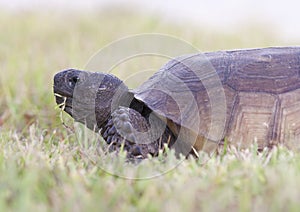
133, 47, 300, 150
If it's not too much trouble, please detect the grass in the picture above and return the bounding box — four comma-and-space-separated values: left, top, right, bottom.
0, 8, 300, 211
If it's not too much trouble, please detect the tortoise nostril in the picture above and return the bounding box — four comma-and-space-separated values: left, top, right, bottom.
68, 76, 79, 88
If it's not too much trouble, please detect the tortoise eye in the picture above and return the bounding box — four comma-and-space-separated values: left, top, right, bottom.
68, 76, 79, 88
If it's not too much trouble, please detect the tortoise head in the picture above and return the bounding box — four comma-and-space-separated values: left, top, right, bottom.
53, 69, 129, 130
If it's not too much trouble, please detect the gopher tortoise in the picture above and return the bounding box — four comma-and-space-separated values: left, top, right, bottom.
53, 47, 300, 158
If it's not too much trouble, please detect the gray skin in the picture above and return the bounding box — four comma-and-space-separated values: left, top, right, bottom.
53, 69, 175, 159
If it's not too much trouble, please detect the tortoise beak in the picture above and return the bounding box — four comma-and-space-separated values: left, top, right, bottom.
54, 93, 73, 116
53, 69, 83, 116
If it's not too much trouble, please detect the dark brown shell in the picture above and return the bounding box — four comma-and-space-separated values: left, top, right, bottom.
133, 47, 300, 149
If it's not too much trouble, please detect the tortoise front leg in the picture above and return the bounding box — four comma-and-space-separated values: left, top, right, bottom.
101, 106, 161, 158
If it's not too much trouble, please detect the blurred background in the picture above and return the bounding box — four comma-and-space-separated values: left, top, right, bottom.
0, 0, 299, 131
1, 0, 300, 42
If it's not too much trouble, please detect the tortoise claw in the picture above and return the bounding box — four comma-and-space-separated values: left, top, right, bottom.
130, 145, 142, 156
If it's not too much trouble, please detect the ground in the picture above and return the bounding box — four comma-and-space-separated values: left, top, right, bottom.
0, 9, 299, 211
